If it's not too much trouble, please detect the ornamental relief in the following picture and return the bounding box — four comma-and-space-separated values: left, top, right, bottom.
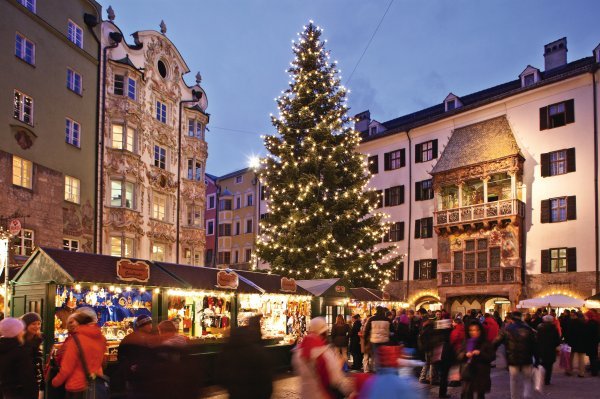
104, 149, 146, 183
146, 166, 178, 194
180, 227, 205, 246
105, 95, 143, 122
181, 180, 207, 203
144, 36, 183, 101
147, 220, 176, 243
104, 207, 144, 235
181, 136, 208, 159
433, 155, 523, 187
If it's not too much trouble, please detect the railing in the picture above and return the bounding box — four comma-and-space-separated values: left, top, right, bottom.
434, 199, 525, 226
439, 267, 521, 287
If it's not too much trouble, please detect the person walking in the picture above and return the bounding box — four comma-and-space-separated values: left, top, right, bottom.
331, 315, 350, 362
566, 311, 587, 377
584, 310, 599, 377
349, 314, 363, 371
418, 314, 436, 384
364, 306, 390, 371
433, 319, 454, 399
458, 321, 495, 399
51, 308, 107, 399
0, 317, 37, 399
493, 311, 537, 399
21, 313, 44, 398
292, 317, 353, 398
536, 314, 561, 385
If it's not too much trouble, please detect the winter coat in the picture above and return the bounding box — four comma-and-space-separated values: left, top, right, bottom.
0, 337, 38, 399
23, 334, 44, 392
450, 324, 465, 355
458, 339, 495, 394
52, 324, 107, 392
349, 320, 362, 353
364, 315, 390, 345
482, 317, 499, 342
493, 320, 536, 366
331, 323, 350, 348
566, 318, 587, 353
536, 322, 560, 364
418, 320, 435, 354
585, 319, 599, 356
406, 317, 421, 349
291, 334, 353, 399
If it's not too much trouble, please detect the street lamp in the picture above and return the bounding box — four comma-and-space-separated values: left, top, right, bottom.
0, 227, 10, 316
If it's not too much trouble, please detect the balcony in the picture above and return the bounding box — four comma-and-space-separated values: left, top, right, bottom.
439, 266, 521, 287
434, 199, 525, 228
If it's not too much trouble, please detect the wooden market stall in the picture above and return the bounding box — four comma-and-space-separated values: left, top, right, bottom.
349, 287, 406, 319
296, 278, 353, 331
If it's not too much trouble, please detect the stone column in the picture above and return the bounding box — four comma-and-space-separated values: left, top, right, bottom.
457, 182, 463, 208
510, 172, 517, 199
434, 188, 442, 211
482, 176, 490, 203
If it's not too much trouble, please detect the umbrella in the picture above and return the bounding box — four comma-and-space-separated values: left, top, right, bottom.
586, 292, 600, 301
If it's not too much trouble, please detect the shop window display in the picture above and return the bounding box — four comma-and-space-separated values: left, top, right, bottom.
167, 290, 233, 340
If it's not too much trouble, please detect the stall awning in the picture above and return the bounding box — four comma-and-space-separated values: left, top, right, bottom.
13, 248, 186, 288
350, 287, 400, 302
517, 294, 590, 308
234, 270, 312, 296
296, 278, 351, 297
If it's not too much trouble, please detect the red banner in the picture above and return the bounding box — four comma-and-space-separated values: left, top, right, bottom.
116, 259, 150, 283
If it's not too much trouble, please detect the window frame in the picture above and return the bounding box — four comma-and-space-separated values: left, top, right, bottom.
17, 0, 36, 12
367, 155, 379, 175
549, 150, 567, 176
14, 89, 34, 125
127, 77, 136, 100
14, 229, 34, 256
151, 242, 166, 262
421, 140, 433, 162
245, 218, 253, 234
218, 251, 231, 265
110, 179, 135, 209
66, 68, 82, 95
15, 32, 35, 65
186, 204, 202, 227
207, 194, 216, 210
155, 100, 167, 123
111, 123, 136, 153
206, 219, 215, 235
154, 145, 167, 169
64, 175, 81, 204
187, 158, 203, 181
245, 248, 252, 263
67, 20, 83, 48
188, 119, 204, 139
235, 175, 243, 184
110, 235, 135, 257
523, 73, 535, 87
388, 221, 404, 242
12, 155, 33, 189
152, 192, 167, 221
219, 199, 232, 211
550, 248, 568, 273
65, 117, 81, 148
63, 238, 79, 252
418, 260, 434, 280
550, 197, 568, 223
246, 193, 253, 207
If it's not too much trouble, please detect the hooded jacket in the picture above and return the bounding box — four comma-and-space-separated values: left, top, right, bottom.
52, 324, 107, 392
493, 320, 536, 366
482, 316, 499, 342
0, 337, 38, 399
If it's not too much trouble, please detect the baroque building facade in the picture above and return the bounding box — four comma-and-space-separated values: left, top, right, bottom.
99, 12, 209, 265
359, 38, 600, 314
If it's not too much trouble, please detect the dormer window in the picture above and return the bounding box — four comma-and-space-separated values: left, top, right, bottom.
523, 73, 535, 87
444, 94, 461, 112
446, 99, 456, 111
519, 65, 540, 88
370, 126, 377, 135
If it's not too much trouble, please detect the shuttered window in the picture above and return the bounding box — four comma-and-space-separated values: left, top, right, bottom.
384, 185, 404, 207
540, 148, 575, 177
414, 259, 437, 280
384, 149, 405, 170
541, 248, 576, 273
539, 99, 575, 130
367, 155, 379, 174
415, 140, 438, 163
414, 217, 433, 239
541, 196, 576, 223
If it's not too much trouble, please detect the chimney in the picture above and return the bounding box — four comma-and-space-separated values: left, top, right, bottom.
354, 110, 371, 133
544, 37, 567, 71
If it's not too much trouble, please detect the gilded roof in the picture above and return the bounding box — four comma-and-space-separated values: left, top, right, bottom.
431, 115, 521, 174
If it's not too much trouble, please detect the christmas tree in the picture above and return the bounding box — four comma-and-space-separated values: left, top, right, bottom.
256, 22, 401, 288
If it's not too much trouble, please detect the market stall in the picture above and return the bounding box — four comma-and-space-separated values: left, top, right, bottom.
517, 294, 597, 310
296, 278, 352, 332
348, 287, 406, 319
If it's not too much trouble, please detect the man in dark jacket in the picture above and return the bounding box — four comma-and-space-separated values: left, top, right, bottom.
493, 311, 536, 399
0, 318, 37, 399
584, 310, 599, 377
349, 314, 363, 371
566, 311, 586, 377
536, 315, 561, 385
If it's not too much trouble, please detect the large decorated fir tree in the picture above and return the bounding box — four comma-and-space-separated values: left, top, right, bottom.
256, 22, 401, 287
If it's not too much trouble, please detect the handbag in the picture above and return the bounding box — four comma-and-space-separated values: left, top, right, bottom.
72, 335, 110, 399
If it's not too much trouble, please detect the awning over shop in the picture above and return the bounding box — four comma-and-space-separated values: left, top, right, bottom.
235, 270, 312, 296
517, 294, 595, 308
296, 278, 351, 297
350, 287, 400, 302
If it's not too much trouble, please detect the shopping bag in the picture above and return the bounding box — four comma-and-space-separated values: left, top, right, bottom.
559, 344, 571, 370
533, 366, 545, 392
448, 364, 460, 382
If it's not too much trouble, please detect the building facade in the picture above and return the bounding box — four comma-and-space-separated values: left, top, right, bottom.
204, 173, 218, 266
99, 11, 209, 265
359, 38, 600, 314
0, 0, 102, 262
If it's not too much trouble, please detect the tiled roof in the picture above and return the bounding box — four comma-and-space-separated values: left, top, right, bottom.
431, 115, 520, 174
362, 56, 596, 142
205, 173, 218, 181
350, 287, 400, 302
39, 248, 185, 288
112, 55, 138, 70
218, 167, 250, 181
234, 270, 312, 296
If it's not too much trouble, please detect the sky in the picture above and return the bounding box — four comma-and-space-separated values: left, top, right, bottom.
97, 0, 600, 176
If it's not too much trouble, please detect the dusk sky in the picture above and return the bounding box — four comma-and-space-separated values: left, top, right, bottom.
98, 0, 600, 176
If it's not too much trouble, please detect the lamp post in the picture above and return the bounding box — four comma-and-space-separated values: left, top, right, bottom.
0, 227, 11, 316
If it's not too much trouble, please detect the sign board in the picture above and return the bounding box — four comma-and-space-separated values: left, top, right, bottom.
116, 259, 150, 283
382, 291, 391, 301
8, 219, 21, 236
335, 285, 346, 293
217, 270, 239, 289
281, 277, 297, 293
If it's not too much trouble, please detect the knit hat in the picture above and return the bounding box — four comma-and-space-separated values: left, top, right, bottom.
308, 317, 328, 335
21, 312, 41, 327
75, 306, 98, 323
135, 315, 152, 329
0, 317, 25, 338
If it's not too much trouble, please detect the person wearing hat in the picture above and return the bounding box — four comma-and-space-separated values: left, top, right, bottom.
21, 312, 44, 397
292, 317, 353, 398
536, 315, 561, 385
0, 317, 38, 399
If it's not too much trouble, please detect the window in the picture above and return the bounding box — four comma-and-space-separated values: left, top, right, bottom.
127, 78, 136, 100
205, 249, 214, 265
550, 197, 567, 222
187, 159, 202, 181
477, 239, 488, 269
114, 75, 136, 100
17, 0, 36, 12
415, 179, 433, 201
541, 148, 575, 177
371, 190, 383, 208
157, 60, 168, 78
542, 247, 576, 273
384, 149, 405, 171
219, 199, 232, 210
246, 219, 253, 234
155, 100, 167, 123
151, 243, 166, 262
234, 221, 240, 236
490, 247, 501, 268
14, 90, 33, 125
260, 185, 268, 200
65, 118, 81, 147
523, 73, 535, 87
370, 126, 377, 135
446, 99, 456, 111
260, 213, 269, 220
414, 259, 437, 280
247, 194, 253, 207
114, 75, 124, 95
540, 99, 574, 130
235, 175, 243, 184
218, 251, 231, 265
188, 119, 203, 139
14, 229, 34, 256
63, 239, 79, 252
550, 248, 567, 273
415, 140, 438, 163
235, 196, 241, 209
186, 205, 201, 226
67, 20, 83, 48
388, 222, 404, 242
112, 124, 135, 152
15, 33, 35, 64
67, 68, 82, 94
152, 192, 166, 221
154, 145, 166, 169
110, 180, 134, 208
206, 220, 215, 235
110, 236, 134, 257
207, 194, 216, 210
12, 156, 32, 189
367, 155, 379, 174
218, 223, 232, 236
384, 185, 404, 207
233, 250, 239, 264
414, 217, 433, 239
453, 251, 463, 270
245, 248, 252, 263
64, 176, 80, 204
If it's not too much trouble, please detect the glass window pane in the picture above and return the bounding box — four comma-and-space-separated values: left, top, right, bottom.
126, 127, 135, 152
112, 124, 123, 149
111, 180, 122, 206
124, 238, 134, 257
125, 182, 134, 208
110, 237, 122, 256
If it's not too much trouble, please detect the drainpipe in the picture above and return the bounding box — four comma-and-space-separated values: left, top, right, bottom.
98, 31, 123, 254
405, 130, 412, 302
592, 65, 599, 293
176, 91, 203, 263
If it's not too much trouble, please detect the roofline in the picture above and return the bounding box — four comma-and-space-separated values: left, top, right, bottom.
431, 153, 525, 177
217, 167, 251, 181
361, 59, 596, 144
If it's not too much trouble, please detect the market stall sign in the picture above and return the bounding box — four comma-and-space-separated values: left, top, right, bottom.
335, 285, 346, 293
281, 277, 297, 293
217, 270, 239, 289
9, 219, 21, 236
116, 259, 150, 283
382, 292, 391, 301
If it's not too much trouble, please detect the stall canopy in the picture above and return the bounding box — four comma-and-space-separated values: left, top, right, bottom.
517, 294, 592, 308
235, 270, 312, 296
296, 278, 351, 297
350, 287, 400, 302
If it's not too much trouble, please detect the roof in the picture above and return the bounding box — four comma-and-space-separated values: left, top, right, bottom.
350, 287, 400, 302
362, 56, 596, 142
296, 278, 341, 296
112, 55, 138, 70
16, 248, 185, 288
205, 173, 218, 182
234, 270, 312, 295
218, 167, 250, 181
0, 266, 21, 281
154, 263, 262, 294
431, 115, 521, 174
